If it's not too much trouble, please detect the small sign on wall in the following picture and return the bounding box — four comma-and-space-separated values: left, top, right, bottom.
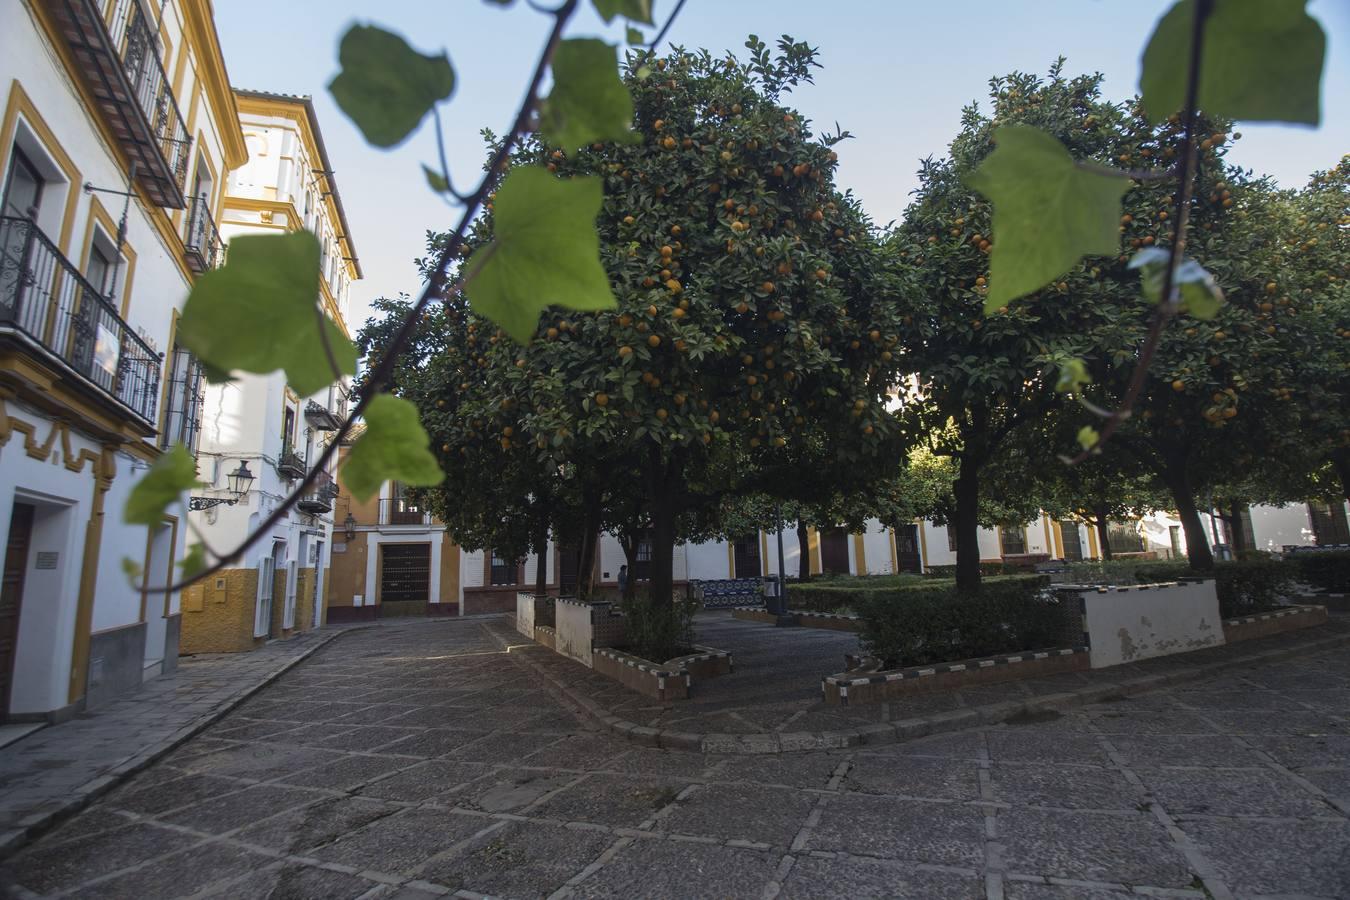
333, 543, 347, 554
35, 551, 58, 570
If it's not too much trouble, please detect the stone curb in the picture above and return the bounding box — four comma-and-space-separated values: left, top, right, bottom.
486, 621, 1350, 756
0, 625, 366, 859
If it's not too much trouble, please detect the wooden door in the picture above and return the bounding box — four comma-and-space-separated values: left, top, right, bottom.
732, 534, 761, 579
2, 504, 35, 718
895, 524, 921, 573
820, 527, 850, 575
1060, 522, 1083, 562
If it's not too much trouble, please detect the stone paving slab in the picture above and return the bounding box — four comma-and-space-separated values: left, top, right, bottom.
0, 624, 362, 856
0, 616, 1345, 898
490, 612, 1350, 755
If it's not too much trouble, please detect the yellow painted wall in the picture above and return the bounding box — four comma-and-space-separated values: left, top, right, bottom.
439, 533, 460, 603
293, 566, 317, 633
180, 568, 262, 654
327, 531, 369, 607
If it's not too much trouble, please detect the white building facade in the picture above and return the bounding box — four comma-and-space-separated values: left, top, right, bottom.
181, 90, 360, 653
1, 0, 246, 719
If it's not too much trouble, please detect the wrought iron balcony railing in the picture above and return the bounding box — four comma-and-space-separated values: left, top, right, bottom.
297, 469, 337, 514
182, 195, 222, 272
379, 498, 432, 526
0, 216, 160, 423
303, 399, 340, 431
42, 0, 191, 207
276, 442, 307, 481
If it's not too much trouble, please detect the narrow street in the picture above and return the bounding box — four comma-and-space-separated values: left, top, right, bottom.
2, 618, 1346, 899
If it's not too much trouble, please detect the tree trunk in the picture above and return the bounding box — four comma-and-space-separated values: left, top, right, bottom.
1094, 504, 1113, 561
796, 519, 810, 581
619, 530, 638, 603
574, 485, 602, 601
953, 454, 982, 593
645, 451, 677, 611
533, 518, 549, 599
1161, 460, 1214, 571
1332, 449, 1350, 503
1227, 503, 1247, 555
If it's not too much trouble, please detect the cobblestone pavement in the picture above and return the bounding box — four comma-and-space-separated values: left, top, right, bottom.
0, 625, 357, 851
2, 617, 1346, 899
508, 612, 1350, 742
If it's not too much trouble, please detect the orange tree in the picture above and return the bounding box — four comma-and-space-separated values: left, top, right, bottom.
894, 62, 1137, 591
1071, 133, 1346, 566
373, 38, 907, 607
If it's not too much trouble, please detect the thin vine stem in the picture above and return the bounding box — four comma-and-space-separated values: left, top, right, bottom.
154, 0, 582, 593
1065, 0, 1213, 465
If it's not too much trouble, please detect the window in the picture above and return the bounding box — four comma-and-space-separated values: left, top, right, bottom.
490, 551, 519, 586
1309, 501, 1350, 546
1106, 521, 1146, 554
86, 243, 113, 296
633, 533, 653, 581
999, 526, 1026, 556
161, 344, 204, 451
282, 405, 297, 454
1, 148, 43, 219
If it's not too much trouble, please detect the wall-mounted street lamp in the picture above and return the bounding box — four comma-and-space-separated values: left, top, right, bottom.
188, 461, 255, 511
343, 512, 357, 541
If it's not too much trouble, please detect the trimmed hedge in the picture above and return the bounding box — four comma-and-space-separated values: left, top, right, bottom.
853, 575, 1074, 668
1131, 559, 1295, 618
789, 573, 1033, 615
1288, 550, 1350, 594
923, 562, 1007, 578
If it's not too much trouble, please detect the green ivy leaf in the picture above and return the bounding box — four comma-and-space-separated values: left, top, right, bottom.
968, 126, 1130, 311
592, 0, 654, 24
1077, 425, 1101, 452
1055, 358, 1092, 394
177, 543, 207, 579
1140, 0, 1324, 125
124, 445, 200, 526
540, 39, 638, 151
178, 232, 356, 397
329, 24, 456, 148
423, 164, 450, 193
341, 394, 445, 503
466, 166, 618, 342
1129, 249, 1225, 319
121, 557, 144, 584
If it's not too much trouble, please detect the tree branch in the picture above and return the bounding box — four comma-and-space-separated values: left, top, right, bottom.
1067, 0, 1212, 465
155, 0, 583, 593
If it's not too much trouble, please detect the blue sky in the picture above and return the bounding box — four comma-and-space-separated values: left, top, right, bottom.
215, 1, 1350, 329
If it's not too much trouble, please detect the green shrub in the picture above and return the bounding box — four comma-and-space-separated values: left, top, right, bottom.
853, 575, 1073, 668
1288, 550, 1350, 593
618, 589, 695, 663
1133, 559, 1295, 618
1062, 558, 1186, 585
923, 562, 1007, 578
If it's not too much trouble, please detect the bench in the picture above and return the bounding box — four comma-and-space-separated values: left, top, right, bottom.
690, 578, 763, 609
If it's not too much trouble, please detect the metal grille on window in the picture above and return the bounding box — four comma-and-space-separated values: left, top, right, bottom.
162, 345, 204, 451
633, 535, 653, 581
491, 551, 518, 586
999, 526, 1026, 556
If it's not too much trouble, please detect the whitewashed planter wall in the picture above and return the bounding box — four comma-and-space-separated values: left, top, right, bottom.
1062, 579, 1224, 668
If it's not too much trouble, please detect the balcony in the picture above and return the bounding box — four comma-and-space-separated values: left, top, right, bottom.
182, 195, 222, 272
380, 498, 431, 526
0, 215, 160, 423
303, 399, 340, 431
42, 0, 191, 207
297, 469, 338, 515
276, 442, 306, 481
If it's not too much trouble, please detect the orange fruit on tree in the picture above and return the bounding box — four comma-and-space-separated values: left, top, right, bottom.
648, 334, 661, 347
